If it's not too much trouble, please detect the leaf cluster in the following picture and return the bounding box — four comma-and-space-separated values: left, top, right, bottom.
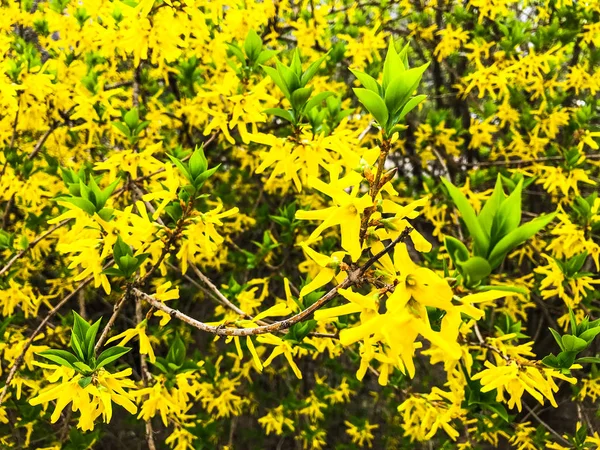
37, 312, 130, 388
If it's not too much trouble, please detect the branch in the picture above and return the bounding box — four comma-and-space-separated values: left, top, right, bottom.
0, 219, 71, 277
135, 294, 156, 450
136, 228, 412, 337
464, 153, 600, 168
95, 291, 129, 352
27, 124, 60, 160
523, 403, 571, 446
189, 263, 251, 318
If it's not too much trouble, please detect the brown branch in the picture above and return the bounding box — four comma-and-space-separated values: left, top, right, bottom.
27, 125, 59, 160
359, 139, 392, 246
189, 264, 251, 318
0, 219, 71, 277
95, 196, 194, 350
464, 154, 600, 168
523, 403, 571, 446
135, 294, 156, 450
136, 228, 412, 337
104, 80, 134, 91
94, 291, 130, 352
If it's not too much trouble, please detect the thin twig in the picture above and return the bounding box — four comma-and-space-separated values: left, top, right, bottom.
189, 264, 250, 318
523, 403, 571, 446
464, 154, 600, 168
95, 292, 129, 352
135, 295, 156, 450
27, 125, 58, 160
0, 219, 71, 277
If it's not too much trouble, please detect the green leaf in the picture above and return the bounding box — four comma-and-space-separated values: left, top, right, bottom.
349, 69, 380, 94
167, 335, 186, 367
398, 95, 426, 121
384, 77, 411, 116
541, 353, 560, 368
56, 196, 96, 215
557, 351, 576, 368
226, 42, 245, 63
490, 179, 522, 248
188, 145, 208, 180
102, 267, 124, 277
193, 164, 221, 188
579, 327, 600, 343
78, 376, 93, 389
37, 349, 79, 369
566, 252, 588, 276
79, 179, 91, 202
397, 43, 410, 68
276, 60, 300, 93
95, 346, 131, 369
353, 88, 388, 129
441, 177, 490, 258
561, 335, 588, 353
70, 333, 85, 361
262, 65, 291, 100
402, 62, 429, 97
243, 29, 262, 61
384, 64, 428, 115
487, 212, 556, 269
151, 358, 169, 374
575, 356, 600, 364
87, 176, 102, 208
263, 108, 294, 123
382, 39, 405, 91
97, 208, 114, 222
484, 402, 509, 422
290, 86, 313, 110
478, 176, 506, 238
167, 154, 192, 184
569, 308, 578, 336
300, 53, 328, 86
456, 256, 492, 287
113, 235, 132, 260
256, 49, 278, 65
549, 328, 565, 351
73, 312, 91, 345
123, 108, 139, 129
98, 178, 120, 209
112, 121, 131, 137
290, 49, 302, 77
118, 254, 138, 277
303, 91, 334, 114
0, 317, 13, 340
444, 236, 469, 264
134, 121, 150, 136
475, 285, 529, 295
73, 361, 94, 374
85, 318, 101, 361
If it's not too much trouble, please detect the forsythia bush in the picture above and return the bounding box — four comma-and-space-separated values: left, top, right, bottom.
1, 0, 600, 448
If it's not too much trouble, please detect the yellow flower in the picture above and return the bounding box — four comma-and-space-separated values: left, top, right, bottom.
345, 420, 378, 448
296, 175, 372, 261
471, 360, 576, 412
256, 333, 302, 379
434, 24, 470, 60
29, 368, 137, 431
578, 129, 600, 151
258, 405, 295, 435
106, 320, 155, 363
298, 243, 347, 298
